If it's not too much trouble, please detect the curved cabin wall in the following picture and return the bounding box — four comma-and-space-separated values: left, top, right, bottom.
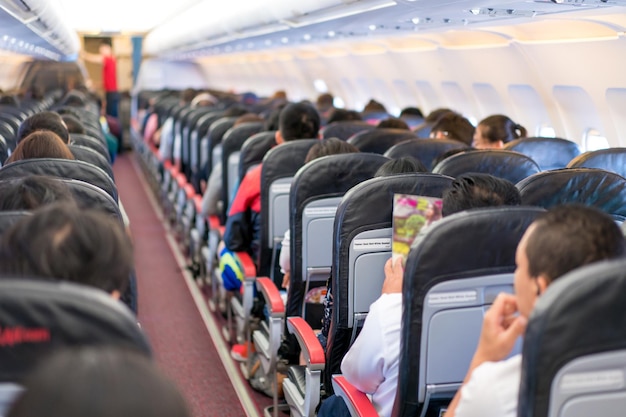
192, 14, 626, 147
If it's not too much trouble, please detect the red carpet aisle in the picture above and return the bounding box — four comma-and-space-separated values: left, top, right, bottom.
113, 153, 249, 417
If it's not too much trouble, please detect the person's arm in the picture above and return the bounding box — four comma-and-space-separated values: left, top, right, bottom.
80, 50, 103, 64
341, 257, 403, 394
223, 167, 260, 252
445, 293, 527, 417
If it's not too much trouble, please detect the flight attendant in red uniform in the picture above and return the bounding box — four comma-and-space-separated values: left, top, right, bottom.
81, 41, 119, 118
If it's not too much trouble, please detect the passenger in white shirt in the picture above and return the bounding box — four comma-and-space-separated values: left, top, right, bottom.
446, 205, 626, 417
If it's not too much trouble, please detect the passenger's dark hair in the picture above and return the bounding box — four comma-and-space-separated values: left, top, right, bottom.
375, 157, 426, 177
525, 205, 626, 283
7, 131, 74, 163
279, 101, 320, 141
180, 88, 196, 104
478, 114, 527, 144
7, 348, 192, 417
0, 94, 20, 107
424, 108, 454, 123
233, 113, 263, 126
61, 92, 87, 108
61, 114, 86, 135
304, 138, 359, 163
400, 107, 424, 119
0, 203, 132, 293
430, 113, 475, 146
316, 93, 334, 112
264, 103, 286, 131
327, 109, 362, 124
362, 99, 387, 114
0, 176, 74, 211
17, 111, 70, 144
377, 118, 410, 130
224, 106, 250, 118
442, 173, 521, 217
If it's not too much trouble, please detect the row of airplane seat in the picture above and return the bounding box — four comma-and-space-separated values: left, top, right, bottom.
0, 91, 182, 416
132, 88, 626, 417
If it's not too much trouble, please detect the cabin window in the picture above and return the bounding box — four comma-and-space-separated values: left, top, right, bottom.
582, 128, 609, 152
333, 97, 345, 109
536, 124, 556, 138
314, 79, 328, 93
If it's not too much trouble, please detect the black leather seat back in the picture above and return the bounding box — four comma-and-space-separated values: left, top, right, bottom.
385, 138, 469, 171
504, 137, 580, 171
69, 134, 111, 163
0, 279, 151, 383
433, 150, 541, 183
348, 128, 418, 154
238, 131, 276, 184
68, 145, 114, 181
0, 159, 118, 202
322, 121, 374, 141
285, 153, 390, 319
259, 140, 318, 277
220, 122, 265, 219
395, 207, 544, 417
517, 168, 626, 221
519, 259, 626, 417
567, 148, 626, 178
326, 173, 454, 393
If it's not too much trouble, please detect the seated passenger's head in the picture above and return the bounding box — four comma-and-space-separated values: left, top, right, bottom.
327, 109, 362, 124
0, 176, 74, 211
473, 114, 527, 149
515, 205, 625, 318
6, 131, 74, 164
304, 138, 359, 163
61, 114, 86, 135
442, 173, 521, 216
430, 113, 475, 146
377, 118, 409, 130
0, 203, 132, 298
375, 157, 426, 177
316, 93, 334, 113
8, 348, 191, 417
400, 107, 424, 119
362, 99, 387, 115
17, 111, 70, 144
276, 102, 321, 143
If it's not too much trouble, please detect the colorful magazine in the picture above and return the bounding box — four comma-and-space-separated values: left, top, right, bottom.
392, 194, 443, 265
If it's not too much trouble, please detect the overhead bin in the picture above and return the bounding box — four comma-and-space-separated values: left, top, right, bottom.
0, 0, 80, 60
144, 0, 626, 58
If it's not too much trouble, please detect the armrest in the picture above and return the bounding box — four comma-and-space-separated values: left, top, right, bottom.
332, 375, 379, 417
286, 317, 325, 370
183, 183, 196, 199
256, 277, 285, 316
194, 195, 203, 214
234, 251, 257, 278
208, 215, 221, 231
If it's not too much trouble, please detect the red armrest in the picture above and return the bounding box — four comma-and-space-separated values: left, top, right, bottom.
287, 317, 325, 369
184, 183, 196, 199
194, 195, 203, 214
234, 251, 257, 278
176, 173, 187, 188
332, 375, 379, 417
256, 277, 285, 315
208, 215, 221, 230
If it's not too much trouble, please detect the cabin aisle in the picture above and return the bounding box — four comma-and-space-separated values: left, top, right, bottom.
113, 153, 246, 417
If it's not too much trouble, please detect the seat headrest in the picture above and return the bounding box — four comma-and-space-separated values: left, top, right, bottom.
432, 149, 541, 183
517, 168, 626, 220
0, 159, 118, 202
567, 147, 626, 178
384, 138, 469, 171
0, 279, 151, 383
348, 128, 418, 154
322, 121, 374, 141
504, 137, 580, 170
519, 259, 626, 417
239, 131, 276, 182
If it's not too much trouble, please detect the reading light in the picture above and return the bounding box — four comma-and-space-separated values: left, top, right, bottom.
328, 30, 336, 37
369, 24, 377, 30
303, 33, 312, 40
